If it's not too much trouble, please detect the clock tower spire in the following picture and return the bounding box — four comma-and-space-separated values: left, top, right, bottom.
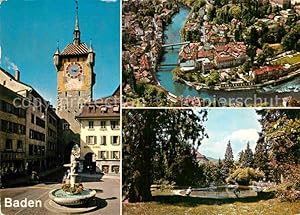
73, 0, 80, 45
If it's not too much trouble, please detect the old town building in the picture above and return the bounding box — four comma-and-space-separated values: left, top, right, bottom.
0, 67, 62, 184
77, 88, 120, 174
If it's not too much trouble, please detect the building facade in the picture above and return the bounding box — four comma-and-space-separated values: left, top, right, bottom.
77, 89, 120, 174
0, 85, 27, 181
0, 67, 62, 184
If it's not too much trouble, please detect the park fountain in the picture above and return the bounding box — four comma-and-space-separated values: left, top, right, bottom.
48, 144, 96, 206
177, 185, 258, 199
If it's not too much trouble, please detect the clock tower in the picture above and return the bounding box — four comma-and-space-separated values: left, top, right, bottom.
53, 2, 95, 133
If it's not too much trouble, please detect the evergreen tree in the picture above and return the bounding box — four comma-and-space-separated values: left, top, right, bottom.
221, 141, 234, 178
238, 150, 244, 165
242, 142, 254, 168
254, 132, 271, 180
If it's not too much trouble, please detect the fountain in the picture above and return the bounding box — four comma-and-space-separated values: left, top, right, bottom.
176, 185, 258, 199
48, 144, 96, 206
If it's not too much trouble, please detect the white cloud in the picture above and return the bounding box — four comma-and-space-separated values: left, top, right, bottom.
199, 129, 260, 160
100, 0, 117, 3
4, 56, 19, 71
229, 129, 259, 148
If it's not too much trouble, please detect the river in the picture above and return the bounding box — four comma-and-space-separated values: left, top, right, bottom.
156, 6, 300, 106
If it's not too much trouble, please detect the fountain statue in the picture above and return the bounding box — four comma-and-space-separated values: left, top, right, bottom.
63, 144, 80, 189
48, 144, 96, 206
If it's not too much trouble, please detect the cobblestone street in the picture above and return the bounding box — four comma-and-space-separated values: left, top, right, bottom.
0, 174, 120, 215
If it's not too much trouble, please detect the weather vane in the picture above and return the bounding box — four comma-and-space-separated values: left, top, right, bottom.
75, 0, 79, 15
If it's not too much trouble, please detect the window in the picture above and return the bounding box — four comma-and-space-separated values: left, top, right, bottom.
88, 121, 94, 129
29, 145, 33, 156
36, 116, 45, 128
102, 165, 109, 174
29, 129, 45, 141
49, 115, 57, 127
100, 136, 106, 145
40, 146, 45, 155
78, 91, 81, 96
0, 120, 7, 132
7, 121, 13, 133
17, 140, 23, 149
113, 106, 119, 112
34, 145, 38, 155
19, 109, 26, 118
5, 139, 12, 151
63, 123, 69, 130
86, 136, 97, 145
111, 136, 119, 145
19, 125, 26, 135
98, 151, 108, 159
112, 151, 120, 159
111, 120, 119, 130
31, 114, 35, 124
112, 165, 119, 174
100, 121, 106, 129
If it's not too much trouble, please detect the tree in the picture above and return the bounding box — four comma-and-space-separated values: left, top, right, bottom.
123, 109, 208, 202
226, 167, 264, 185
238, 150, 245, 165
242, 142, 254, 168
221, 141, 234, 179
254, 132, 271, 180
256, 109, 300, 182
245, 27, 259, 47
282, 24, 300, 51
229, 5, 241, 19
246, 45, 256, 64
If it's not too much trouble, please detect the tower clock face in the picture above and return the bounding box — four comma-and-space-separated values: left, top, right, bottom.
66, 62, 83, 78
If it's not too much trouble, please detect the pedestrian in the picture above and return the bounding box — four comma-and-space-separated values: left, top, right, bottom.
186, 186, 192, 197
233, 187, 240, 198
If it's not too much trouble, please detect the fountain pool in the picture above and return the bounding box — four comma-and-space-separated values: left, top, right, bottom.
177, 186, 258, 199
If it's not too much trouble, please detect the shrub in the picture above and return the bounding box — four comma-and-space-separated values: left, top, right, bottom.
226, 167, 264, 185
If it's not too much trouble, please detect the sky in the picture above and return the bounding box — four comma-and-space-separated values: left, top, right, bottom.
0, 0, 120, 106
198, 109, 262, 160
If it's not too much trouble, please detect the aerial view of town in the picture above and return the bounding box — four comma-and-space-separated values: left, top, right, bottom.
122, 0, 300, 107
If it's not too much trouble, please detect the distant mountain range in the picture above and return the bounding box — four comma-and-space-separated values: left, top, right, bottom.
207, 156, 219, 162
195, 150, 218, 163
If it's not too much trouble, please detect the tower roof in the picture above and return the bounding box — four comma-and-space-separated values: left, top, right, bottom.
61, 43, 89, 56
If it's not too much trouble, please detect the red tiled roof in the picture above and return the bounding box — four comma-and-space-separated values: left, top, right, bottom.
254, 65, 284, 75
61, 43, 89, 56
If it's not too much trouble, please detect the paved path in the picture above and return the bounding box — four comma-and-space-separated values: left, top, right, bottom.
0, 175, 120, 215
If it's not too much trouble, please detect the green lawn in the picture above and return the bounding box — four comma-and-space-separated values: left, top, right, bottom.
275, 54, 300, 65
123, 195, 300, 215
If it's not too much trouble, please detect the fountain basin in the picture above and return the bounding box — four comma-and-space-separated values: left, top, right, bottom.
49, 188, 96, 206
177, 185, 257, 199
